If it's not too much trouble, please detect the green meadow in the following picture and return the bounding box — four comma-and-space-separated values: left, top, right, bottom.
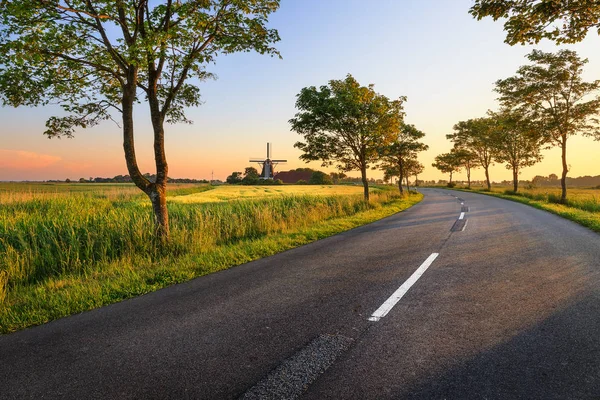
0, 183, 422, 333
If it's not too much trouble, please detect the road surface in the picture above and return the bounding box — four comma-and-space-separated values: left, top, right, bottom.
2, 188, 600, 399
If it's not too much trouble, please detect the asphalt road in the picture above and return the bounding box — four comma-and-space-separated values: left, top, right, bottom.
2, 188, 600, 399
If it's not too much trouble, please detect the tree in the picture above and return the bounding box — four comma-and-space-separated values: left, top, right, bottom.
242, 166, 260, 185
382, 167, 397, 185
290, 74, 405, 201
404, 158, 424, 192
0, 1, 281, 242
410, 161, 425, 187
309, 171, 333, 185
378, 123, 428, 195
226, 171, 243, 184
470, 0, 600, 45
329, 172, 347, 184
452, 148, 480, 189
447, 118, 496, 190
432, 152, 462, 184
489, 109, 544, 193
495, 49, 600, 201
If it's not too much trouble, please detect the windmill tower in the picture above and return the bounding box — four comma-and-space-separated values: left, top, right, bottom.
249, 143, 287, 179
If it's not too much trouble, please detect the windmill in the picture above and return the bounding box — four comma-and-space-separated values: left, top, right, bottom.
249, 143, 287, 179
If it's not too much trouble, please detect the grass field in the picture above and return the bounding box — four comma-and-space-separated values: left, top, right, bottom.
0, 182, 421, 333
171, 184, 371, 203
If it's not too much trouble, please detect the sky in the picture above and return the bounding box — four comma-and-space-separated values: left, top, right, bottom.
2, 0, 600, 182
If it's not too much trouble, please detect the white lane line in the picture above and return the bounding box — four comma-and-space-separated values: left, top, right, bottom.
368, 253, 439, 322
459, 212, 465, 220
461, 202, 464, 206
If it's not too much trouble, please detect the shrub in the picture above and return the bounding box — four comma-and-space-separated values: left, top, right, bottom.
296, 180, 307, 185
548, 193, 564, 204
309, 171, 333, 185
447, 182, 456, 188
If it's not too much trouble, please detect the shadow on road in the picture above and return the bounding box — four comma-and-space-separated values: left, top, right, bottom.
397, 291, 600, 399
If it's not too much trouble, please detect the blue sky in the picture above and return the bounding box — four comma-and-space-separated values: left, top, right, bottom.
2, 0, 600, 182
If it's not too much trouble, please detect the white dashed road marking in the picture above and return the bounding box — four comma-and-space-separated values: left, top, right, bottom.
368, 253, 439, 322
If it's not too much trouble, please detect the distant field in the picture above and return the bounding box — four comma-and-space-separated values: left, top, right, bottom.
489, 186, 600, 202
171, 184, 371, 203
0, 182, 421, 333
474, 185, 600, 212
0, 182, 212, 204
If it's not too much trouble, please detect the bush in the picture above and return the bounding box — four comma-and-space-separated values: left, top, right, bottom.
309, 171, 333, 185
274, 179, 283, 185
548, 193, 564, 204
446, 182, 456, 188
296, 180, 307, 185
241, 176, 259, 185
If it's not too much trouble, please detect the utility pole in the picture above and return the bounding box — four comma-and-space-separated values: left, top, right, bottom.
211, 170, 214, 185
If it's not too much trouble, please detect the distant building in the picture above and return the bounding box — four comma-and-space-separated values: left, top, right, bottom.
274, 169, 314, 184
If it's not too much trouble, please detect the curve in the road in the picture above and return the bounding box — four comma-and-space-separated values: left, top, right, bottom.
2, 188, 600, 400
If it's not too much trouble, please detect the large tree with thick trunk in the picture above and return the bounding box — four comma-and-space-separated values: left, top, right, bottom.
0, 0, 280, 242
495, 50, 600, 202
290, 74, 405, 201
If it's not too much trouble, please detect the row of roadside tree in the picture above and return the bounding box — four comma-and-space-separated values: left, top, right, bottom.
290, 74, 428, 200
433, 49, 600, 202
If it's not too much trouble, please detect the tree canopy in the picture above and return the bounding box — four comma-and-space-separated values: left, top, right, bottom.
452, 148, 480, 189
0, 0, 280, 241
378, 123, 428, 194
495, 49, 600, 201
447, 118, 496, 190
489, 108, 544, 192
470, 0, 600, 45
432, 152, 462, 184
290, 74, 405, 200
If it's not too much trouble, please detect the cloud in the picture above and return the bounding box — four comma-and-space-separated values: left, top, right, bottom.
0, 149, 62, 170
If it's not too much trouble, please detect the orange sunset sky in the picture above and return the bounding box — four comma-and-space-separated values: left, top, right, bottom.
2, 0, 600, 183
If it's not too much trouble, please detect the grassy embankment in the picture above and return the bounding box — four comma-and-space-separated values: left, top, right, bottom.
0, 183, 422, 334
444, 184, 600, 233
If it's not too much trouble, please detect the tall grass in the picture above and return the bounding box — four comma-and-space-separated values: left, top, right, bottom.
0, 185, 420, 333
500, 188, 600, 213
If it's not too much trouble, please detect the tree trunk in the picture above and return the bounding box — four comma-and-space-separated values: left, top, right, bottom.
513, 167, 519, 193
560, 135, 568, 203
449, 171, 453, 184
397, 159, 404, 195
415, 174, 419, 187
148, 72, 170, 242
484, 166, 491, 191
466, 165, 471, 188
122, 71, 165, 241
149, 184, 169, 239
360, 164, 369, 201
405, 175, 410, 192
398, 171, 404, 195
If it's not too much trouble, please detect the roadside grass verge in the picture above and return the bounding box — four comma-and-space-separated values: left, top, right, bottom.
0, 189, 422, 334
